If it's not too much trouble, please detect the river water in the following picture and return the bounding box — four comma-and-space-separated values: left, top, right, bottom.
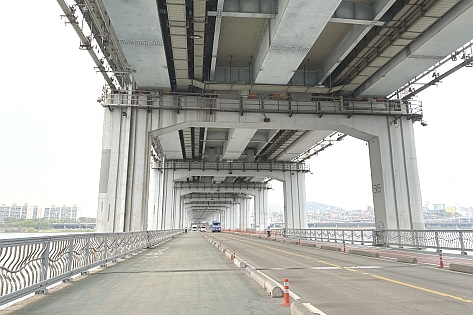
0, 232, 87, 239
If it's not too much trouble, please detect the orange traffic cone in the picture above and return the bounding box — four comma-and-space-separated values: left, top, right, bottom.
281, 278, 291, 307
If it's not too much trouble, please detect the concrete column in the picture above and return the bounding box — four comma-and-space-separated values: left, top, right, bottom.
227, 207, 232, 229
233, 203, 240, 230
254, 189, 269, 231
147, 168, 161, 230
97, 105, 153, 232
283, 171, 308, 229
161, 168, 176, 230
368, 118, 424, 230
173, 191, 182, 229
239, 198, 247, 230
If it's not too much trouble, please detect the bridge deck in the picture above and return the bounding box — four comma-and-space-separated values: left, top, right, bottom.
2, 232, 473, 315
0, 233, 288, 315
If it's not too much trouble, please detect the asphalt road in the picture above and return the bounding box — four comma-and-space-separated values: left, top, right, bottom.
208, 233, 473, 315
1, 233, 290, 315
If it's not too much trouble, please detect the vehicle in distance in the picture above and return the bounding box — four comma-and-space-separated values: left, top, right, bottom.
199, 226, 206, 232
211, 220, 221, 232
191, 224, 198, 231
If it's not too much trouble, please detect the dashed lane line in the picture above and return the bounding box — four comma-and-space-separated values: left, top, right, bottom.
216, 234, 473, 303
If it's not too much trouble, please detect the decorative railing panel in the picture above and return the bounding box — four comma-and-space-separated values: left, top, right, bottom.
280, 228, 376, 246
0, 230, 181, 306
276, 229, 472, 254
383, 230, 473, 254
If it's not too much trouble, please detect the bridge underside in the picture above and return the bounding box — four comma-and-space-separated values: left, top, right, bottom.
55, 0, 473, 231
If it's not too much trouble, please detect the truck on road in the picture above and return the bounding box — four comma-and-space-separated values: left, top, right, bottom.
210, 220, 221, 232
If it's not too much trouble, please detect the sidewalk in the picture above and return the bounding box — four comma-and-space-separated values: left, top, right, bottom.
1, 232, 290, 315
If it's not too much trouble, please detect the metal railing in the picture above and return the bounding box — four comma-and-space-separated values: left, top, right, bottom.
155, 160, 310, 172
275, 228, 473, 254
276, 228, 376, 245
382, 229, 473, 254
0, 230, 182, 306
103, 91, 423, 120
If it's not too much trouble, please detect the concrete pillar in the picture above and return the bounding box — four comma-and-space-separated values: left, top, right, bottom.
233, 203, 240, 230
147, 168, 161, 230
239, 197, 248, 230
97, 105, 153, 232
368, 118, 424, 230
161, 168, 176, 230
283, 171, 308, 229
254, 189, 269, 231
173, 191, 182, 229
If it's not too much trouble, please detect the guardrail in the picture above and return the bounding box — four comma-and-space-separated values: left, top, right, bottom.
102, 91, 423, 120
0, 230, 182, 306
382, 229, 473, 255
155, 160, 310, 172
271, 228, 473, 254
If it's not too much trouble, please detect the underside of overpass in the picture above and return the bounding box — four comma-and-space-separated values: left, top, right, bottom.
57, 0, 473, 232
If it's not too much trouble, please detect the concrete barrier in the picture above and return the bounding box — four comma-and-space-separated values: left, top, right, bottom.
449, 263, 473, 274
224, 249, 233, 259
320, 245, 341, 252
397, 256, 418, 264
264, 277, 284, 298
348, 249, 380, 258
233, 257, 246, 268
245, 267, 283, 298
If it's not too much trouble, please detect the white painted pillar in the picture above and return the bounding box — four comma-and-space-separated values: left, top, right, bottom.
254, 189, 269, 231
368, 118, 424, 230
97, 105, 152, 232
283, 171, 307, 229
227, 207, 232, 229
172, 191, 182, 229
161, 168, 176, 229
238, 198, 248, 230
147, 168, 161, 230
233, 203, 240, 230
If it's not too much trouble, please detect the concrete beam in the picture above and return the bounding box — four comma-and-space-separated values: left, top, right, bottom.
274, 130, 332, 161
357, 0, 473, 97
210, 0, 225, 81
254, 0, 342, 85
158, 132, 183, 159
222, 128, 257, 161
317, 0, 397, 84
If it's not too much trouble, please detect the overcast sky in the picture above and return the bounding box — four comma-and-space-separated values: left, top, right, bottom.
1, 1, 472, 217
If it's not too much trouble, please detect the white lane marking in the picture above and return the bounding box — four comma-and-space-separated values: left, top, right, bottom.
302, 302, 328, 315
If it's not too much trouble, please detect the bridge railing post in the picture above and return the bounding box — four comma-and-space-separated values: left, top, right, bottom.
459, 231, 466, 255
36, 240, 51, 294
414, 230, 420, 249
434, 231, 440, 252
67, 239, 74, 272
102, 236, 108, 266
41, 241, 50, 282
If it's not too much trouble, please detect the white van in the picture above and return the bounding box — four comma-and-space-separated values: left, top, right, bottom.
191, 225, 198, 231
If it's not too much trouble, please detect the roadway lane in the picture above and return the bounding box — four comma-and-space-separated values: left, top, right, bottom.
208, 233, 473, 315
0, 233, 290, 315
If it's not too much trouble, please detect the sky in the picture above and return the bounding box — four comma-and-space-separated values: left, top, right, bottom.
0, 1, 472, 217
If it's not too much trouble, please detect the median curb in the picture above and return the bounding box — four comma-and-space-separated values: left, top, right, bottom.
320, 245, 341, 252
245, 266, 284, 297
348, 249, 380, 258
396, 256, 417, 264
449, 263, 473, 274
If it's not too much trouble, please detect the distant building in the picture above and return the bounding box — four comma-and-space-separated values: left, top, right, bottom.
0, 203, 28, 219
0, 203, 80, 221
42, 205, 78, 221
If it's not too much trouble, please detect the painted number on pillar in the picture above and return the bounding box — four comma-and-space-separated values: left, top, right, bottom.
373, 184, 381, 194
